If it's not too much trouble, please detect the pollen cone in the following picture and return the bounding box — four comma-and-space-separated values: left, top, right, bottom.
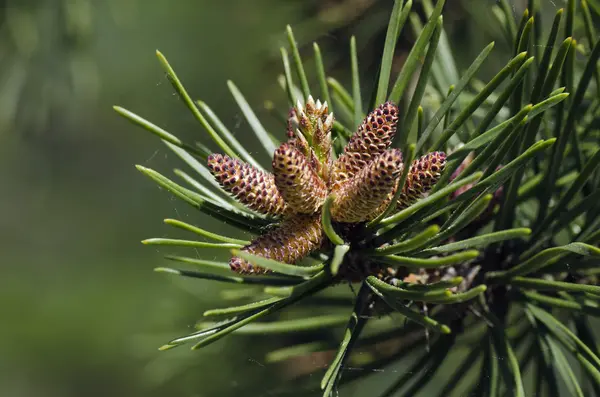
230, 214, 324, 274
331, 148, 403, 223
272, 142, 327, 214
397, 151, 446, 209
207, 154, 287, 216
332, 102, 399, 189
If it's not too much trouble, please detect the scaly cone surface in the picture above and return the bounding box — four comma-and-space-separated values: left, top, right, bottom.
207, 98, 445, 275
207, 154, 288, 216
331, 149, 404, 223
229, 214, 323, 274
331, 101, 399, 189
272, 142, 328, 214
397, 151, 447, 209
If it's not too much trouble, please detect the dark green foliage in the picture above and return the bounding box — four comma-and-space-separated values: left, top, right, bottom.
116, 0, 600, 395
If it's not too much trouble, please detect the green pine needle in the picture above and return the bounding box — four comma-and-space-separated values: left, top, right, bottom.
117, 2, 600, 395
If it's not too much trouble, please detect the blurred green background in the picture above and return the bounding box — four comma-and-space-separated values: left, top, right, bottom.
0, 1, 314, 396
0, 0, 556, 396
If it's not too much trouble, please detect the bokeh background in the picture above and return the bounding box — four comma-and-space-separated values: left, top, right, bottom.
0, 0, 561, 396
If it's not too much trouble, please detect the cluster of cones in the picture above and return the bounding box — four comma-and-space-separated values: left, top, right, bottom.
207, 98, 447, 274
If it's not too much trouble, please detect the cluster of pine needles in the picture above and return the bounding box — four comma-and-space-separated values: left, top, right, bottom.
115, 0, 600, 396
